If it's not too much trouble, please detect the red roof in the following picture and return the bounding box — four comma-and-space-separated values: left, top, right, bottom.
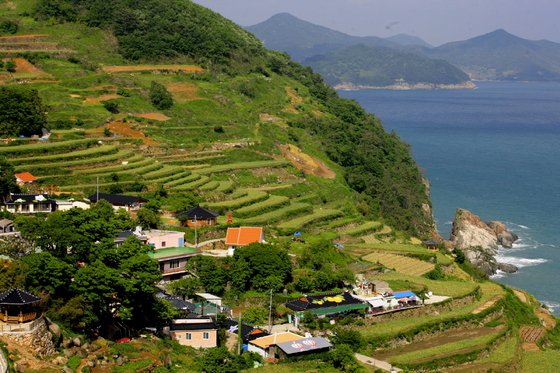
225, 227, 263, 246
14, 172, 37, 183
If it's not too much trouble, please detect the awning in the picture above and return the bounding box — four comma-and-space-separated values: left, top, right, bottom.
398, 297, 411, 302
309, 303, 369, 315
368, 299, 386, 308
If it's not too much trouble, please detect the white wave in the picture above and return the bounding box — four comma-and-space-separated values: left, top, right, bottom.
541, 300, 560, 316
490, 269, 507, 279
517, 224, 530, 229
495, 256, 547, 268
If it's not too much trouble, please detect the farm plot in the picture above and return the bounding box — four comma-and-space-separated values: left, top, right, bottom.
234, 195, 290, 218
362, 252, 435, 276
206, 190, 268, 212
195, 160, 288, 174
277, 208, 342, 230
169, 176, 211, 191
9, 145, 118, 165
101, 65, 204, 73
74, 158, 154, 175
339, 221, 383, 237
244, 202, 312, 224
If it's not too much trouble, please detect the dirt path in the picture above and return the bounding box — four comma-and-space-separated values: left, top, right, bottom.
472, 295, 503, 314
513, 289, 527, 303
0, 336, 56, 371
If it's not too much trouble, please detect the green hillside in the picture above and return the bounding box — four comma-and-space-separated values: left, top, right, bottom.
305, 43, 471, 88
0, 0, 433, 235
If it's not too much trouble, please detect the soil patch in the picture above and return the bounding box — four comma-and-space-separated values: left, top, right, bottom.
283, 87, 302, 114
133, 113, 171, 121
0, 335, 57, 371
102, 65, 204, 73
70, 94, 82, 98
374, 325, 504, 361
82, 94, 121, 104
91, 121, 160, 145
279, 144, 335, 179
514, 289, 527, 303
166, 81, 204, 103
536, 308, 556, 329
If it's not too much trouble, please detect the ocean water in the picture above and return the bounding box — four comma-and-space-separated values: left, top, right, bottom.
339, 81, 560, 314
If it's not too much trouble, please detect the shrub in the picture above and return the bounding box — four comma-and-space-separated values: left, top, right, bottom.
149, 81, 173, 110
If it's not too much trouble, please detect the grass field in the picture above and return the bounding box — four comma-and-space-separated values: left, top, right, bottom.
362, 252, 435, 276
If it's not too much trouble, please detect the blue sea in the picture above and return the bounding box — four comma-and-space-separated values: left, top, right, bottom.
339, 81, 560, 314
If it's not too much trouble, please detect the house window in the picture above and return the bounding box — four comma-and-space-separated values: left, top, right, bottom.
203, 332, 209, 340
161, 241, 166, 247
185, 333, 192, 340
177, 335, 181, 339
170, 259, 180, 269
207, 219, 212, 225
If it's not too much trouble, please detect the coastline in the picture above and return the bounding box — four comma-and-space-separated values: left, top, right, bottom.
335, 81, 477, 91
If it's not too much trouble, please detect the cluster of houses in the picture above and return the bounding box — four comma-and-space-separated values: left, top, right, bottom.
0, 173, 425, 360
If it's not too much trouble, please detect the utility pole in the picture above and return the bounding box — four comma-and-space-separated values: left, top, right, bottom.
268, 288, 273, 333
194, 215, 198, 250
238, 312, 242, 355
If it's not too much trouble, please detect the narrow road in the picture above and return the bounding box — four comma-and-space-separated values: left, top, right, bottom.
355, 353, 402, 372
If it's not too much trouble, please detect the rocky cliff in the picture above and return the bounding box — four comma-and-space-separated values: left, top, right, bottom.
450, 208, 519, 274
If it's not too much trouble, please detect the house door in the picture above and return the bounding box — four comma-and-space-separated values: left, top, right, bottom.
178, 238, 184, 247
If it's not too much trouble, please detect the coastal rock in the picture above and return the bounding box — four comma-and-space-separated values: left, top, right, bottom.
450, 208, 498, 252
497, 262, 518, 273
487, 221, 519, 248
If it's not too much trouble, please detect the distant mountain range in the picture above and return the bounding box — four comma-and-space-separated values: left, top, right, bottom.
305, 44, 472, 89
246, 14, 560, 83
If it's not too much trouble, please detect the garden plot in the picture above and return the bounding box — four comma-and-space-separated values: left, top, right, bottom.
362, 252, 435, 276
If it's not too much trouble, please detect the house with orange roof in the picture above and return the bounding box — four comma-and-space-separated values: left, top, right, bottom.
14, 172, 37, 186
225, 227, 265, 255
247, 332, 304, 358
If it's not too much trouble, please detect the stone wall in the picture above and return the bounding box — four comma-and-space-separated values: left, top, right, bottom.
0, 348, 7, 373
1, 319, 55, 358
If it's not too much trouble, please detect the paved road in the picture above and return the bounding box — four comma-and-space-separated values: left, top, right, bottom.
355, 353, 402, 372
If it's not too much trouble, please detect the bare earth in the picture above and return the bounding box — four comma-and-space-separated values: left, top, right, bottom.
279, 144, 336, 179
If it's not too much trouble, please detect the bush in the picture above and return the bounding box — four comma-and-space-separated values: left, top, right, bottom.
103, 100, 119, 114
149, 81, 173, 110
5, 60, 15, 72
0, 19, 18, 35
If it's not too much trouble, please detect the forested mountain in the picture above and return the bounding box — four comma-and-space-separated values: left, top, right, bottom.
245, 12, 422, 62
305, 44, 472, 89
385, 34, 433, 48
409, 29, 560, 81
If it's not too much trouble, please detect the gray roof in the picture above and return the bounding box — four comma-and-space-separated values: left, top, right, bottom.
0, 288, 42, 305
275, 337, 331, 355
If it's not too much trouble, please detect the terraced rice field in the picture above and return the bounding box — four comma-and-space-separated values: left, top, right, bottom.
362, 252, 435, 276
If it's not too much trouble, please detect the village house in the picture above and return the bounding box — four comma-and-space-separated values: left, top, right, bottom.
224, 319, 270, 345
247, 332, 304, 358
87, 193, 148, 212
14, 172, 37, 187
147, 247, 200, 281
55, 199, 90, 211
143, 229, 185, 249
286, 291, 368, 325
0, 219, 15, 234
164, 314, 218, 348
176, 206, 219, 228
225, 227, 265, 255
274, 336, 332, 360
2, 193, 57, 214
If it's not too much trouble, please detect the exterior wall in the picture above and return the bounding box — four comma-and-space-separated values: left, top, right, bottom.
247, 343, 267, 357
183, 218, 216, 228
147, 231, 185, 249
56, 201, 90, 211
169, 329, 217, 348
159, 257, 189, 279
5, 202, 55, 213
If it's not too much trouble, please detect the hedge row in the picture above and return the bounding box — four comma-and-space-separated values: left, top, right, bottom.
235, 195, 290, 218
338, 221, 383, 237
244, 203, 313, 224
165, 173, 200, 187
10, 145, 118, 165
205, 190, 268, 213
277, 208, 343, 229
169, 176, 211, 191
1, 139, 98, 157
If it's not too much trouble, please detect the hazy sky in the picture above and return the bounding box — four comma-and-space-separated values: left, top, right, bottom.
191, 0, 560, 47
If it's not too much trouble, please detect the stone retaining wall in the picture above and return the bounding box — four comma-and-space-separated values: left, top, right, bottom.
1, 319, 55, 357
0, 349, 7, 373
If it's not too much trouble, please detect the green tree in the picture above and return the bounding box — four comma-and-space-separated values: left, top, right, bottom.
0, 259, 28, 292
5, 60, 15, 72
231, 243, 292, 292
240, 307, 267, 326
330, 328, 365, 349
0, 86, 48, 137
149, 81, 173, 110
136, 208, 160, 229
186, 255, 227, 295
0, 19, 18, 35
0, 157, 20, 196
21, 252, 74, 297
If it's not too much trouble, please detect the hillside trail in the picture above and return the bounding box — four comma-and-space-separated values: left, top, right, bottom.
355, 353, 401, 371
471, 295, 503, 314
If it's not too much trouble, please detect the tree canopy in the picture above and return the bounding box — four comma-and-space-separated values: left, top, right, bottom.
0, 86, 48, 137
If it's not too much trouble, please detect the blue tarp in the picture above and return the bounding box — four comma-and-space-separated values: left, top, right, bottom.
293, 232, 302, 236
334, 243, 345, 248
391, 291, 417, 299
